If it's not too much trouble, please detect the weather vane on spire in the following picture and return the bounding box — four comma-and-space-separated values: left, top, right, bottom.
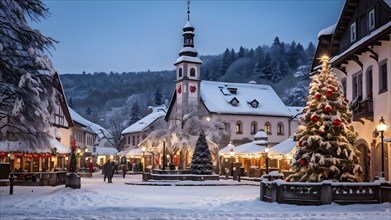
187, 0, 190, 21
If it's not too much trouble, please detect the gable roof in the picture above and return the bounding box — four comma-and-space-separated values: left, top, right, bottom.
122, 108, 166, 135
200, 81, 293, 117
68, 107, 108, 138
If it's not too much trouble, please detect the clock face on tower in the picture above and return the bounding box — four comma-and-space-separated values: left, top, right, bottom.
190, 85, 196, 93
177, 84, 182, 94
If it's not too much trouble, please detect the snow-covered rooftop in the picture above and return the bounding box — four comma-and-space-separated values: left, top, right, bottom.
179, 47, 198, 54
200, 81, 293, 117
122, 108, 166, 135
93, 146, 118, 155
317, 24, 336, 39
219, 140, 267, 155
50, 139, 71, 154
254, 130, 267, 139
68, 107, 109, 139
175, 55, 202, 65
269, 137, 296, 156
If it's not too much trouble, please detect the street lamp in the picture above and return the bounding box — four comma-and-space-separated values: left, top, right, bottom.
230, 148, 235, 177
265, 147, 270, 175
141, 146, 146, 174
377, 116, 387, 178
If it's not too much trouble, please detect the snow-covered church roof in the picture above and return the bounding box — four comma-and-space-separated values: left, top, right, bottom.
200, 81, 293, 117
122, 107, 166, 135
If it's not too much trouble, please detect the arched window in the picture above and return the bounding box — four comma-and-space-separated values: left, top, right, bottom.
236, 121, 243, 134
190, 68, 196, 77
265, 122, 271, 135
277, 122, 284, 135
178, 68, 182, 78
251, 121, 258, 134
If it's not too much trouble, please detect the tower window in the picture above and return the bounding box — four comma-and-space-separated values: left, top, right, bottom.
190, 68, 196, 77
178, 68, 182, 78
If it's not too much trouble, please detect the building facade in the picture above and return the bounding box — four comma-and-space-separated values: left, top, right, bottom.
312, 0, 391, 180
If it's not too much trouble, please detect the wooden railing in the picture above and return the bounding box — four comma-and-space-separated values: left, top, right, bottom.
260, 180, 391, 205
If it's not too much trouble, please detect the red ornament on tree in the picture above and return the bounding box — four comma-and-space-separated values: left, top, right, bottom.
189, 85, 196, 93
299, 158, 307, 166
315, 93, 321, 100
325, 105, 332, 113
326, 89, 333, 97
311, 115, 319, 122
177, 84, 182, 94
298, 141, 303, 147
333, 119, 342, 127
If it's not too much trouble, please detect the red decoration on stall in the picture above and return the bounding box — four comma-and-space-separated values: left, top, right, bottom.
333, 119, 342, 127
311, 115, 319, 122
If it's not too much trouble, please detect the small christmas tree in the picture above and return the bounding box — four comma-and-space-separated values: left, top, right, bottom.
287, 56, 362, 182
190, 130, 214, 175
69, 139, 78, 172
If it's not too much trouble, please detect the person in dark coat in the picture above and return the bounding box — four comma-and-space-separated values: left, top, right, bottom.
122, 164, 127, 178
103, 160, 113, 183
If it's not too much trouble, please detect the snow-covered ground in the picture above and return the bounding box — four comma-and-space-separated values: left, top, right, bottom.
0, 173, 390, 220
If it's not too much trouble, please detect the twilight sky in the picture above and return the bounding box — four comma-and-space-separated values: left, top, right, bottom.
34, 0, 344, 74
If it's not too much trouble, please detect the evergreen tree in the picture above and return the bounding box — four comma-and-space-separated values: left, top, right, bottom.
287, 57, 362, 182
287, 41, 298, 69
306, 42, 316, 64
190, 130, 214, 175
271, 61, 282, 83
86, 106, 91, 115
247, 48, 254, 58
128, 102, 141, 126
253, 58, 262, 79
0, 0, 57, 150
238, 46, 245, 58
154, 85, 164, 106
69, 139, 78, 172
296, 43, 307, 67
217, 48, 232, 79
230, 48, 236, 62
260, 52, 273, 80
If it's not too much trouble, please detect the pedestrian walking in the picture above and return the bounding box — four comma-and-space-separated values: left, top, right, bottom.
103, 160, 113, 183
122, 164, 127, 178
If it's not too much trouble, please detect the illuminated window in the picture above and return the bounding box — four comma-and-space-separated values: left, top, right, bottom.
265, 122, 272, 135
236, 121, 243, 134
277, 122, 284, 135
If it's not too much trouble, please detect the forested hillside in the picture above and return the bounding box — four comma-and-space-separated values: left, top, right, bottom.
61, 37, 315, 128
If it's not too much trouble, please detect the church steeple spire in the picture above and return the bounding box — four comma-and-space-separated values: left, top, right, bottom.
179, 1, 198, 57
187, 0, 190, 21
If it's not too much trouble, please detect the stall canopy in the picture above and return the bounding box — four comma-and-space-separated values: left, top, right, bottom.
93, 147, 118, 155
50, 139, 71, 154
269, 137, 296, 159
122, 148, 151, 157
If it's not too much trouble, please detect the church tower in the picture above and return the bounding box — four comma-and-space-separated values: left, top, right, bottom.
173, 1, 202, 123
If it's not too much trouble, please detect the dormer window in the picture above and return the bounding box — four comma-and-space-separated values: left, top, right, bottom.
229, 97, 239, 106
350, 22, 356, 42
368, 9, 375, 31
249, 99, 259, 108
227, 87, 237, 95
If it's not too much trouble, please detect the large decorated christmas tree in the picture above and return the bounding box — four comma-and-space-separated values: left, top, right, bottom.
69, 139, 78, 172
190, 130, 214, 175
287, 56, 362, 182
